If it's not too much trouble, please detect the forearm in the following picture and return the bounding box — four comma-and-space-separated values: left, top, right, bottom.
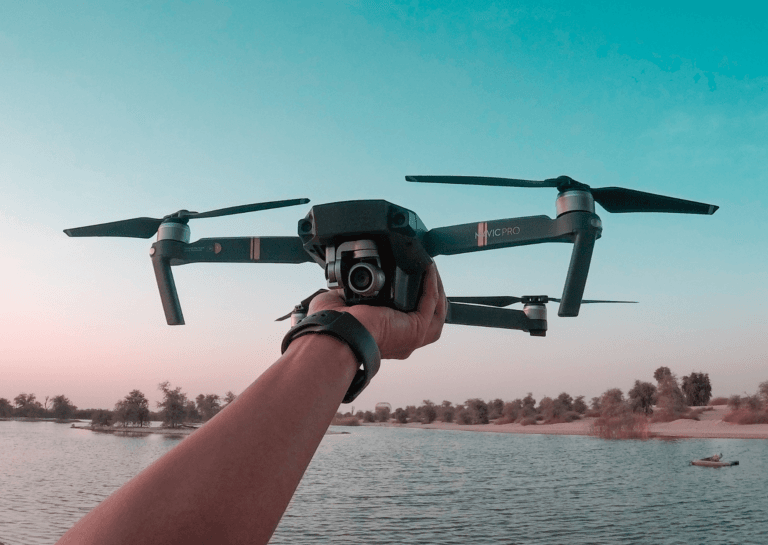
57, 334, 358, 545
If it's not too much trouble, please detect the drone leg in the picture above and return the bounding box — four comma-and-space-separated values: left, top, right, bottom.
151, 251, 185, 326
558, 230, 596, 317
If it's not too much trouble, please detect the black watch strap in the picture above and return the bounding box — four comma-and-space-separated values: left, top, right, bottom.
281, 310, 381, 403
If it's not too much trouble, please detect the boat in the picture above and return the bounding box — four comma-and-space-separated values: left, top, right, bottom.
691, 455, 739, 467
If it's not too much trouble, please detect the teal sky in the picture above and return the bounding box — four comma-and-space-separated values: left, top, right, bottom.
2, 1, 766, 410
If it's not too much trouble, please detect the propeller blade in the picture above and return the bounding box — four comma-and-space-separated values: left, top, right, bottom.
65, 198, 310, 239
406, 175, 559, 189
550, 298, 638, 304
64, 217, 163, 238
447, 296, 523, 307
590, 187, 718, 215
184, 198, 310, 220
276, 289, 329, 321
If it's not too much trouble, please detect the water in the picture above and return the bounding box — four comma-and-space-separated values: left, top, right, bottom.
1, 422, 767, 544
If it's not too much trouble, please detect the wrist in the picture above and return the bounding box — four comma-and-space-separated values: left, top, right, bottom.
281, 310, 382, 403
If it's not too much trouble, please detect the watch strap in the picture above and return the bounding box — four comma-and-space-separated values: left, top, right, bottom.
281, 310, 381, 403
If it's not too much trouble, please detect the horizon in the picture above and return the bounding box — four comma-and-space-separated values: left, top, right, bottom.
2, 1, 766, 412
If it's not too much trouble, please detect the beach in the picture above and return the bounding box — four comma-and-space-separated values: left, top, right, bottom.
365, 406, 768, 440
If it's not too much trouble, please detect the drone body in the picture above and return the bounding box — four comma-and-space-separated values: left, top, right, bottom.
64, 175, 718, 336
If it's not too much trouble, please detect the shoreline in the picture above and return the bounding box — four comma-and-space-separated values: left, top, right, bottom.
349, 406, 768, 440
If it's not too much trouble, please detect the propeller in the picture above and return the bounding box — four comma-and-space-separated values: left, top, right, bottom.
64, 198, 310, 239
276, 289, 329, 321
448, 295, 637, 307
405, 175, 718, 215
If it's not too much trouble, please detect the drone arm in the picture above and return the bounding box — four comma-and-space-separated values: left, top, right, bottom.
446, 302, 546, 336
558, 228, 597, 317
424, 215, 561, 256
170, 237, 312, 265
151, 241, 185, 325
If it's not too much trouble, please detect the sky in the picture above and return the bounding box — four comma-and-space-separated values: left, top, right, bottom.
1, 1, 766, 412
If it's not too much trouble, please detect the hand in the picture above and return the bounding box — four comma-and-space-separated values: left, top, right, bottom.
308, 263, 447, 359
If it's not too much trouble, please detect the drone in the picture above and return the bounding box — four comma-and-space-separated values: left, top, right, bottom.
64, 175, 718, 336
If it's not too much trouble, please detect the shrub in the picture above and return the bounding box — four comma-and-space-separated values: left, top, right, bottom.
457, 408, 473, 425
519, 416, 537, 426
332, 416, 361, 426
421, 401, 437, 424
90, 409, 113, 427
682, 372, 712, 406
465, 398, 489, 424
723, 409, 768, 425
493, 415, 515, 425
563, 411, 582, 422
591, 414, 649, 440
572, 396, 588, 414
709, 397, 728, 406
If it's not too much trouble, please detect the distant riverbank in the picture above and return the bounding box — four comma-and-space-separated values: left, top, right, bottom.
357, 406, 768, 440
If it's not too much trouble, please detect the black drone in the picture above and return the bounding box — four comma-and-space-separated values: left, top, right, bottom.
64, 175, 718, 336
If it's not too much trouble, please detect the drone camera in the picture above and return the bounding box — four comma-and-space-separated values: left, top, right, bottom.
348, 262, 386, 297
326, 239, 387, 303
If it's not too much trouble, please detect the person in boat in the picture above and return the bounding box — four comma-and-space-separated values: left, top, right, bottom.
56, 264, 447, 545
711, 453, 721, 462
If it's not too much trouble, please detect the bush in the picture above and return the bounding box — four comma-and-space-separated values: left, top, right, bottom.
91, 409, 113, 427
332, 416, 361, 426
564, 411, 582, 422
519, 416, 537, 426
457, 408, 473, 425
709, 397, 729, 406
591, 414, 649, 440
723, 408, 768, 425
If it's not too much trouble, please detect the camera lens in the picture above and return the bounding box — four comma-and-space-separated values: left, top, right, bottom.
348, 263, 385, 297
350, 266, 373, 291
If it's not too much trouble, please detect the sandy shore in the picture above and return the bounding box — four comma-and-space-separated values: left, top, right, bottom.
359, 406, 768, 440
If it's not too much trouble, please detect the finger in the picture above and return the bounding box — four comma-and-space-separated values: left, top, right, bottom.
415, 264, 439, 322
307, 289, 345, 314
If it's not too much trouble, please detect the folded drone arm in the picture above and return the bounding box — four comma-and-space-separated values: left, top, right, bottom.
446, 302, 546, 336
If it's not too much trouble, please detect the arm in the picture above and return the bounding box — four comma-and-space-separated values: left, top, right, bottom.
57, 265, 446, 545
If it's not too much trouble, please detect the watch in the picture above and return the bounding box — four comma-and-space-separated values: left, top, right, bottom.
281, 310, 381, 403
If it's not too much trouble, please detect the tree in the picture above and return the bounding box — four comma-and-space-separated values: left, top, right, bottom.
465, 398, 489, 424
503, 399, 523, 421
628, 380, 657, 415
760, 381, 768, 409
599, 388, 627, 417
572, 396, 588, 414
488, 399, 504, 420
196, 394, 221, 421
656, 373, 687, 417
681, 372, 712, 406
521, 393, 537, 417
157, 381, 188, 428
91, 409, 113, 427
440, 401, 455, 423
393, 407, 408, 423
653, 366, 672, 383
0, 398, 13, 417
14, 393, 42, 417
114, 390, 150, 427
421, 400, 437, 423
223, 391, 237, 407
375, 405, 391, 422
554, 393, 573, 415
51, 395, 77, 421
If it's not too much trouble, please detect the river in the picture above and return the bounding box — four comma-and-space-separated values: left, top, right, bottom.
1, 421, 766, 544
